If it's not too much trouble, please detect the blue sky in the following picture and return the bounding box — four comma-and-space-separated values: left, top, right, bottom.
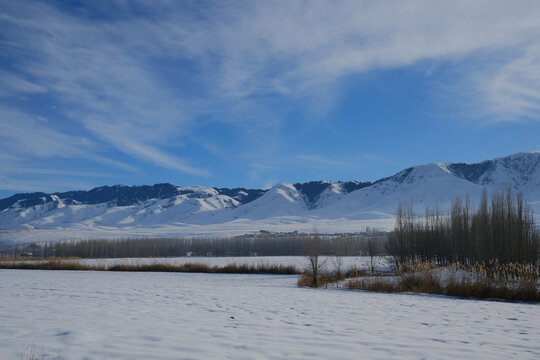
1, 0, 540, 198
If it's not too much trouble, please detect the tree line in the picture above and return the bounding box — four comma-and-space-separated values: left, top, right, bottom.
3, 232, 387, 258
387, 188, 539, 266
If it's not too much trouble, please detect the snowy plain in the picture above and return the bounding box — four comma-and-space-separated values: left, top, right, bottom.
1, 269, 539, 359
0, 214, 396, 246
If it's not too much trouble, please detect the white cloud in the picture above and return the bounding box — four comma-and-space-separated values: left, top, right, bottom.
0, 167, 121, 178
84, 121, 209, 177
0, 70, 47, 97
0, 107, 138, 183
0, 108, 93, 158
296, 155, 349, 168
1, 0, 540, 192
481, 46, 540, 121
169, 0, 540, 119
0, 176, 98, 194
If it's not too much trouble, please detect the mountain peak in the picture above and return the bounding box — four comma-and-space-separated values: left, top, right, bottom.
0, 151, 539, 240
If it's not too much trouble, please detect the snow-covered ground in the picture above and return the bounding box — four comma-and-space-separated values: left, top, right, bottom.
1, 270, 539, 359
0, 214, 396, 245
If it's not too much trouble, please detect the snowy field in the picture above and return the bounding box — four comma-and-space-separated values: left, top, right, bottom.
1, 270, 539, 359
0, 214, 396, 245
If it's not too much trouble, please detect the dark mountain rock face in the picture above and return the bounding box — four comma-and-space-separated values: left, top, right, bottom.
448, 162, 494, 184
341, 181, 373, 193
0, 184, 184, 210
293, 181, 374, 207
375, 167, 414, 185
294, 181, 332, 204
0, 184, 268, 211
60, 183, 183, 206
0, 192, 51, 211
214, 188, 267, 203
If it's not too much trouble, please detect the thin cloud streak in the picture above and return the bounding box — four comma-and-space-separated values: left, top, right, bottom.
0, 176, 101, 194
296, 155, 349, 168
1, 1, 204, 176
0, 107, 94, 158
1, 1, 540, 194
1, 167, 122, 178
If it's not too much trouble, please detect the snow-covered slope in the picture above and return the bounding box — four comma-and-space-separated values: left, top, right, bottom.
312, 163, 486, 221
4, 270, 538, 360
0, 152, 539, 241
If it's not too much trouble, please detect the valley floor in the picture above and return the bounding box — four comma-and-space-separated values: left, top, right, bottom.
1, 270, 539, 359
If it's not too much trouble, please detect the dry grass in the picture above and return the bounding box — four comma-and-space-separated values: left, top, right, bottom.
296, 273, 335, 288
397, 271, 444, 294
0, 256, 81, 262
297, 265, 370, 288
445, 275, 539, 302
347, 272, 443, 294
108, 262, 299, 274
297, 275, 315, 287
218, 263, 298, 274
0, 260, 95, 271
347, 278, 397, 293
0, 260, 300, 275
345, 261, 540, 302
19, 344, 45, 360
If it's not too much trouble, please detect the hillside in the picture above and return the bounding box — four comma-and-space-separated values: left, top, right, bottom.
1, 152, 538, 243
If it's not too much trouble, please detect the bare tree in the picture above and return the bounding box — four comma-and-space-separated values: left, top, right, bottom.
332, 237, 346, 286
367, 236, 378, 274
305, 234, 326, 287
388, 188, 539, 267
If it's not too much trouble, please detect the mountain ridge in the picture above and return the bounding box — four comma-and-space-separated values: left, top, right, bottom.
1, 151, 539, 241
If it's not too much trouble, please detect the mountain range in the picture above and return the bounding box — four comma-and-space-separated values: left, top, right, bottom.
1, 152, 539, 244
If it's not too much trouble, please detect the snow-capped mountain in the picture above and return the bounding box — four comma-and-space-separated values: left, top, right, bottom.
1, 152, 539, 242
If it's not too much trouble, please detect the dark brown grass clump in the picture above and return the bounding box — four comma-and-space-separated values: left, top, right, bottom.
107, 262, 213, 273
297, 265, 370, 288
444, 276, 540, 302
297, 274, 315, 287
218, 263, 298, 274
345, 263, 540, 302
0, 256, 81, 262
0, 260, 96, 271
296, 273, 340, 288
396, 271, 444, 294
0, 260, 300, 275
347, 278, 397, 293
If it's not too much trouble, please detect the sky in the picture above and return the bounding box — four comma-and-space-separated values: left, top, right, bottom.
1, 0, 540, 199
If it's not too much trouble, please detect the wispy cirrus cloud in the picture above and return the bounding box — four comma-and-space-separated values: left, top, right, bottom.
0, 70, 47, 97
0, 107, 93, 158
295, 155, 349, 168
0, 175, 101, 194
1, 0, 540, 194
479, 46, 540, 122
1, 1, 203, 176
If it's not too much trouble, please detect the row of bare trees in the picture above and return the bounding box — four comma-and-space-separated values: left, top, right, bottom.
3, 233, 386, 259
387, 188, 539, 266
